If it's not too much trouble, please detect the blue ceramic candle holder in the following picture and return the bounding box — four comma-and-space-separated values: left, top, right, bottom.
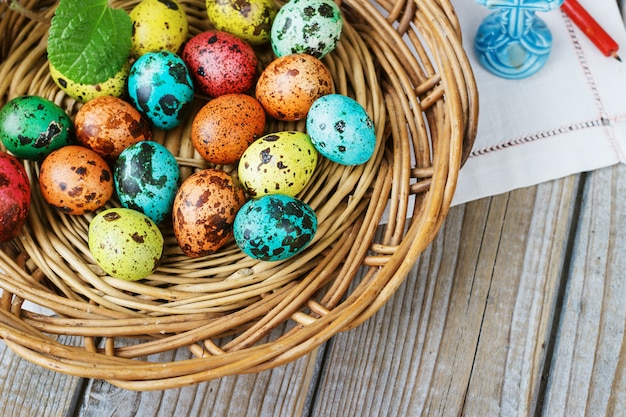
475, 0, 564, 79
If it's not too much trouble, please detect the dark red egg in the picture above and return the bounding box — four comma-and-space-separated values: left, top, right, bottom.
0, 151, 31, 242
182, 30, 258, 98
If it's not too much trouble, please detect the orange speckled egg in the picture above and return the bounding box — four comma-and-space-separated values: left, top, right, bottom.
172, 168, 246, 257
255, 53, 334, 121
74, 96, 152, 161
191, 94, 266, 165
39, 145, 114, 215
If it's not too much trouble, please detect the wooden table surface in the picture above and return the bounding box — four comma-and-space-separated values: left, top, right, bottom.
1, 163, 625, 416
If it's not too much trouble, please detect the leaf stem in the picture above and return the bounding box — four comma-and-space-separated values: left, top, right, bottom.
3, 0, 51, 25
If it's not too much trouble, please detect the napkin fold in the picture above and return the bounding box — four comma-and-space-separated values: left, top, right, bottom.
451, 0, 626, 205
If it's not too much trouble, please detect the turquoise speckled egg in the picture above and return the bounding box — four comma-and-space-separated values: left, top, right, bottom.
271, 0, 343, 59
306, 94, 376, 165
238, 131, 317, 198
127, 51, 194, 130
88, 207, 164, 281
114, 141, 180, 224
0, 95, 74, 160
234, 194, 317, 261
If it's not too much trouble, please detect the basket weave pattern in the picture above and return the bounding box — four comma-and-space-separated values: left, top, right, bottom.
0, 0, 477, 390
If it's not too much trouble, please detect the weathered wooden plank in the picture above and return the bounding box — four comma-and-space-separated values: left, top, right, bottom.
309, 175, 579, 417
542, 165, 626, 416
0, 336, 84, 417
76, 335, 320, 416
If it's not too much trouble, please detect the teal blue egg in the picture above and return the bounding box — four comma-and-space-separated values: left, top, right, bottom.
0, 95, 74, 160
306, 94, 375, 165
271, 0, 343, 59
234, 194, 317, 262
114, 141, 180, 224
127, 51, 194, 130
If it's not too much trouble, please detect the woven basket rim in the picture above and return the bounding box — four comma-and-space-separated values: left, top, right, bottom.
0, 0, 478, 390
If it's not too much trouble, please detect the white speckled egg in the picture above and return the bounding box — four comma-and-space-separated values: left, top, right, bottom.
88, 207, 164, 281
233, 194, 317, 261
306, 94, 376, 165
238, 131, 317, 198
271, 0, 343, 59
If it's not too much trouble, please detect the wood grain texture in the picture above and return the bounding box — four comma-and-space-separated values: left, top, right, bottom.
542, 165, 626, 416
0, 335, 83, 417
76, 332, 319, 417
310, 175, 579, 417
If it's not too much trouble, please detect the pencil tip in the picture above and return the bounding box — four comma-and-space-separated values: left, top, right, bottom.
614, 54, 622, 62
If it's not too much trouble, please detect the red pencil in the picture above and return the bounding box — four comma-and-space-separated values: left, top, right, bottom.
561, 0, 621, 61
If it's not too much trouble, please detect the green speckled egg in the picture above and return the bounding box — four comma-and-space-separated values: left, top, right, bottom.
234, 194, 317, 261
0, 95, 74, 160
49, 61, 130, 103
206, 0, 277, 45
88, 207, 164, 281
238, 131, 317, 198
271, 0, 343, 59
130, 0, 188, 57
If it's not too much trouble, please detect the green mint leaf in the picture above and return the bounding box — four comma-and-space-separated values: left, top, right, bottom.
47, 0, 132, 85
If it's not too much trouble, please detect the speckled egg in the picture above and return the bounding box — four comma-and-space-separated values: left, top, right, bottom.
0, 151, 31, 242
206, 0, 277, 45
74, 96, 152, 161
39, 145, 113, 215
0, 95, 74, 161
49, 61, 130, 103
129, 0, 188, 57
191, 94, 266, 165
114, 141, 180, 224
271, 0, 343, 59
234, 194, 317, 261
172, 169, 246, 257
127, 51, 194, 130
238, 131, 317, 198
255, 53, 333, 121
306, 94, 376, 165
182, 30, 258, 98
88, 207, 164, 281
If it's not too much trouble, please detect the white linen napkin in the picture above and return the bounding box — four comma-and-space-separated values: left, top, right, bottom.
451, 0, 626, 205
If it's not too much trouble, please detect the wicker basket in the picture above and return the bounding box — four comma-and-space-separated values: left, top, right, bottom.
0, 0, 477, 390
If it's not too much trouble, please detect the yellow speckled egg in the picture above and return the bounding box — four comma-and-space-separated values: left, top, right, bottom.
238, 131, 318, 198
206, 0, 277, 45
49, 62, 130, 104
173, 169, 247, 258
129, 0, 188, 57
255, 53, 334, 121
38, 145, 114, 215
88, 208, 164, 281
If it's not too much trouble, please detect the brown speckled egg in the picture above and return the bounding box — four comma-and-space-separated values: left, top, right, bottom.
191, 94, 266, 165
182, 30, 258, 98
255, 53, 334, 121
172, 168, 246, 257
39, 145, 114, 215
74, 96, 152, 161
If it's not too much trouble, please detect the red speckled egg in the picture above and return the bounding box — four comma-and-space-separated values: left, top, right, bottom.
191, 94, 266, 165
74, 96, 152, 161
0, 151, 31, 242
39, 145, 114, 215
255, 53, 334, 121
172, 168, 246, 257
182, 30, 258, 98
